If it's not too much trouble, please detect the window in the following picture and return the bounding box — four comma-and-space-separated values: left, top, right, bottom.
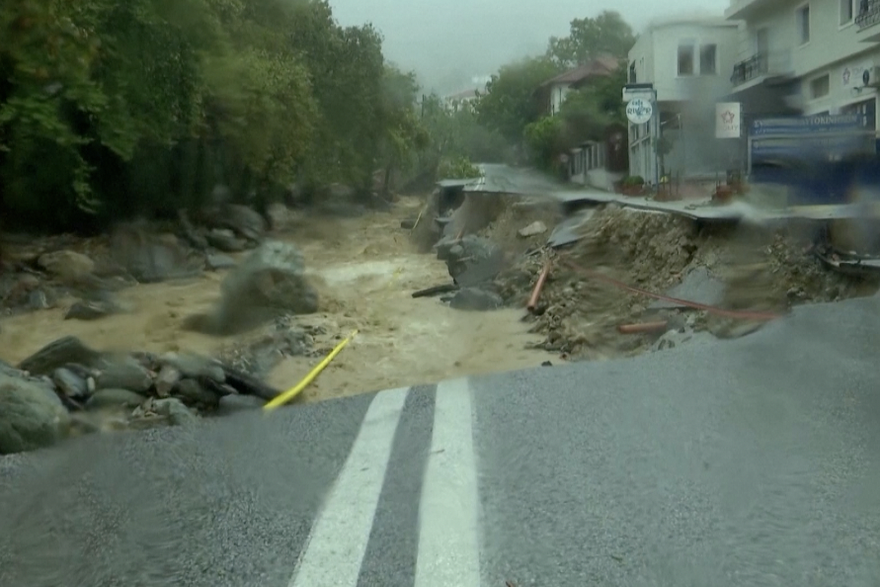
841, 98, 877, 130
810, 74, 830, 99
677, 43, 695, 76
796, 4, 810, 45
629, 61, 637, 83
840, 0, 854, 25
700, 44, 717, 75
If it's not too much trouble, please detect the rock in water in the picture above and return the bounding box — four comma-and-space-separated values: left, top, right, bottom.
0, 373, 70, 454
37, 250, 95, 284
206, 228, 246, 253
86, 388, 147, 410
222, 204, 267, 242
52, 368, 90, 400
18, 336, 102, 376
208, 240, 318, 335
95, 357, 153, 393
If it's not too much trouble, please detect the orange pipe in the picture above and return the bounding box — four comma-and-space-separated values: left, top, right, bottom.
617, 321, 669, 334
559, 258, 782, 321
527, 262, 551, 313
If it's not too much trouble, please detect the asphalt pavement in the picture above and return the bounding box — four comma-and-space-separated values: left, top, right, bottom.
1, 295, 880, 586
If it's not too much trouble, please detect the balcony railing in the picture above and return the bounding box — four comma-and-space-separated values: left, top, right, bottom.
857, 0, 880, 30
731, 54, 769, 86
730, 50, 792, 87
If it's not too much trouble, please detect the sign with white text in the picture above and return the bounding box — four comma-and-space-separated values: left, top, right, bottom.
625, 98, 653, 124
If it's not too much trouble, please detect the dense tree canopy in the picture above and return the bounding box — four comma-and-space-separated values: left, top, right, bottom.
475, 11, 634, 169
475, 56, 562, 146
546, 11, 636, 68
418, 93, 508, 180
0, 1, 637, 230
0, 0, 424, 230
525, 63, 627, 169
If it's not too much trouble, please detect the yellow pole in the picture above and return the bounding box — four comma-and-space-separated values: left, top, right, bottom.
410, 209, 423, 232
263, 329, 359, 411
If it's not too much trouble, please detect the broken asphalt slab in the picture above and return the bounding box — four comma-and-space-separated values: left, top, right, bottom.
648, 266, 726, 310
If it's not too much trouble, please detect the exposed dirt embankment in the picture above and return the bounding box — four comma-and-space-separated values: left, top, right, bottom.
493, 204, 880, 360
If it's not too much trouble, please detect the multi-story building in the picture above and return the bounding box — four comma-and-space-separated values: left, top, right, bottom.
625, 18, 742, 185
726, 0, 880, 175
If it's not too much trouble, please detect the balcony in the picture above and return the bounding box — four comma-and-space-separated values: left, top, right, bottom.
730, 50, 792, 89
857, 0, 880, 32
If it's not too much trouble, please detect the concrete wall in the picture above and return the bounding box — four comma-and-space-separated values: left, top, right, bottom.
550, 83, 572, 115
626, 19, 742, 181
733, 0, 875, 78
731, 0, 880, 126
649, 22, 741, 102
628, 28, 654, 85
586, 169, 625, 192
800, 53, 880, 119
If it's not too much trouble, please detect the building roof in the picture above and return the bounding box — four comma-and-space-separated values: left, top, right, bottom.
642, 15, 738, 31
539, 55, 621, 88
446, 88, 479, 101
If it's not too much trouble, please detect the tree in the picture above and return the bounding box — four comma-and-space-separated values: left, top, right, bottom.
546, 11, 635, 68
475, 56, 562, 145
418, 93, 509, 181
375, 65, 428, 193
0, 0, 426, 230
523, 115, 565, 171
525, 64, 627, 170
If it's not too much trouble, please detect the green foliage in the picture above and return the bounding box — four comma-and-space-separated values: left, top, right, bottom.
475, 56, 562, 145
523, 115, 565, 171
418, 93, 510, 180
523, 63, 626, 169
437, 155, 482, 181
546, 11, 635, 68
0, 0, 427, 230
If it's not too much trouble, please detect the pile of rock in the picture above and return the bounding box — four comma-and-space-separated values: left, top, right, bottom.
186, 240, 319, 335
0, 202, 276, 319
0, 335, 282, 456
434, 235, 505, 311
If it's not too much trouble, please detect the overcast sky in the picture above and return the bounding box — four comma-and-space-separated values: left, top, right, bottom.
328, 0, 730, 94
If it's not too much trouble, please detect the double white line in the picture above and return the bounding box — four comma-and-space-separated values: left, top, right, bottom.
287, 379, 481, 587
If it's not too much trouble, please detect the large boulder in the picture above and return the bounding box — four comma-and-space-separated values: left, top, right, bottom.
37, 250, 95, 284
207, 240, 318, 335
199, 204, 267, 243
109, 225, 201, 283
0, 373, 70, 454
436, 235, 504, 286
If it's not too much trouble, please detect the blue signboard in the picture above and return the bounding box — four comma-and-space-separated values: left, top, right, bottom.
750, 114, 868, 136
751, 135, 871, 159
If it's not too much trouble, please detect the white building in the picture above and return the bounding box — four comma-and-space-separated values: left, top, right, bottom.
726, 0, 880, 174
625, 18, 742, 186
443, 89, 479, 113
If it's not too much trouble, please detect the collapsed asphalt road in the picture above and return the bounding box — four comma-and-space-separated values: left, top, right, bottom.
1, 295, 879, 586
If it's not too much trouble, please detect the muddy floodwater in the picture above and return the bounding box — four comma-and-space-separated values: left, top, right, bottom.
0, 197, 558, 402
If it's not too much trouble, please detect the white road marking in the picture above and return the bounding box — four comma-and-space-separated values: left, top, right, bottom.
288, 387, 409, 587
414, 378, 482, 587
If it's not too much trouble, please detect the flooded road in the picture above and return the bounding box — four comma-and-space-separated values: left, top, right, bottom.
0, 197, 558, 402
